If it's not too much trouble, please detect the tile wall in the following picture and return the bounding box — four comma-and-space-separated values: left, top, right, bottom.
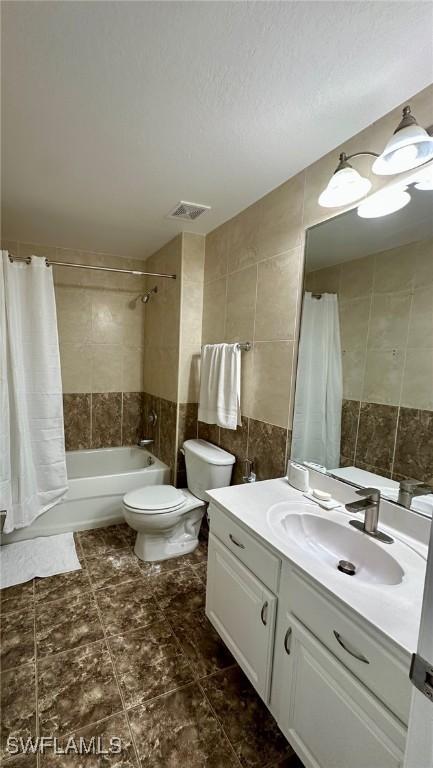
199, 84, 433, 485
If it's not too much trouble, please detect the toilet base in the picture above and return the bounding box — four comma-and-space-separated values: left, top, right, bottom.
132, 506, 205, 562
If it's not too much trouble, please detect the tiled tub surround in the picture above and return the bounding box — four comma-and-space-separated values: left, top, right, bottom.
0, 524, 302, 768
0, 240, 148, 394
340, 400, 433, 482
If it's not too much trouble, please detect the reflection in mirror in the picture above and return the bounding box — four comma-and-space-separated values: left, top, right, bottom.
291, 185, 433, 518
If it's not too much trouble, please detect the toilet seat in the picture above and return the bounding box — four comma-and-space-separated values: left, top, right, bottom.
123, 485, 186, 514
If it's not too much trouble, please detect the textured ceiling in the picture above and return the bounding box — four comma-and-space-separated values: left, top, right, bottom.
1, 1, 432, 259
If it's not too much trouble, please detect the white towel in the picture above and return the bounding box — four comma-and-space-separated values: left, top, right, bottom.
198, 343, 241, 430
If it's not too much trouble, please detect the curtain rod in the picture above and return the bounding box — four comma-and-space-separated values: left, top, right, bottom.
7, 254, 177, 279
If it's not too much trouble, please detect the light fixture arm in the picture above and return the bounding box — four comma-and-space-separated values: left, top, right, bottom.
334, 150, 379, 174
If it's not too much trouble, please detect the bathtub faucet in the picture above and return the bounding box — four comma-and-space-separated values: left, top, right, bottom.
137, 438, 154, 448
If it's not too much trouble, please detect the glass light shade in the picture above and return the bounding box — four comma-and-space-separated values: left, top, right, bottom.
414, 165, 433, 191
372, 124, 433, 176
318, 166, 371, 208
357, 187, 411, 219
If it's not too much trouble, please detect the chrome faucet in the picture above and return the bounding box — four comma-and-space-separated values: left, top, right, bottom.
137, 438, 154, 448
346, 488, 393, 544
398, 479, 433, 509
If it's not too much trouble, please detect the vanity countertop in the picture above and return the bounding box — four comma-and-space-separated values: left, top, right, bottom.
207, 478, 427, 656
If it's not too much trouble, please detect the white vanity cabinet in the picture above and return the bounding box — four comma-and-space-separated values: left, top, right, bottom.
206, 532, 277, 701
274, 615, 406, 768
206, 501, 410, 768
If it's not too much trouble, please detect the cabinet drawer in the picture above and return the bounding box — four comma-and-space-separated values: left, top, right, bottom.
289, 570, 411, 724
208, 503, 281, 592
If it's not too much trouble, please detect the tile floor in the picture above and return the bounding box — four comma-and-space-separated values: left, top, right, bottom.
1, 523, 303, 768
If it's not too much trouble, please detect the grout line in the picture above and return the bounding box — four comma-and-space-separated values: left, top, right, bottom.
197, 678, 244, 768
33, 578, 40, 768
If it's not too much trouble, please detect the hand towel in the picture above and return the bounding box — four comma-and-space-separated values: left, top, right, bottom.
198, 343, 241, 430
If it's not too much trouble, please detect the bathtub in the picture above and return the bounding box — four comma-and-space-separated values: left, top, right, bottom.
1, 447, 170, 544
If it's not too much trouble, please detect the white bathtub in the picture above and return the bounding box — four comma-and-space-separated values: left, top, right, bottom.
1, 447, 170, 544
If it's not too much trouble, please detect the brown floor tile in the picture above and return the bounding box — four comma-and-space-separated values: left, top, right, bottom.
151, 566, 206, 619
38, 640, 123, 738
36, 592, 104, 658
1, 755, 38, 768
201, 666, 290, 768
1, 664, 36, 761
39, 712, 137, 768
78, 524, 134, 558
191, 562, 207, 583
136, 556, 188, 578
35, 569, 92, 604
127, 682, 239, 768
109, 619, 194, 708
172, 607, 235, 679
1, 610, 35, 671
0, 580, 34, 616
95, 579, 162, 636
86, 551, 142, 590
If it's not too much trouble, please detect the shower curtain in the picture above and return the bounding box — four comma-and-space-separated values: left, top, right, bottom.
291, 292, 342, 469
0, 252, 68, 533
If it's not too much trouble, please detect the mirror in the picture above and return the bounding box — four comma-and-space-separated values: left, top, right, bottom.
291, 184, 433, 518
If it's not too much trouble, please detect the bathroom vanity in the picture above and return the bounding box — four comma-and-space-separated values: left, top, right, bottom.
205, 478, 428, 768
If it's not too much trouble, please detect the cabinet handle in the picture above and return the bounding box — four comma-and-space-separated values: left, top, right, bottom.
261, 601, 268, 626
284, 627, 292, 655
229, 533, 245, 549
333, 631, 369, 664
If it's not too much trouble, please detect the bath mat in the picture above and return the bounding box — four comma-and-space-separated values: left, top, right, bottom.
0, 532, 81, 589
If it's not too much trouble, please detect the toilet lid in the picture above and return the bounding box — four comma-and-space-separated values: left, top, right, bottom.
123, 485, 185, 513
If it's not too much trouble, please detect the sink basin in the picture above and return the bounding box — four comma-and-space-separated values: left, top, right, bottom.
267, 503, 404, 585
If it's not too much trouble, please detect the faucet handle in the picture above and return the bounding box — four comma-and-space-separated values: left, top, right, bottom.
399, 478, 424, 492
355, 487, 380, 502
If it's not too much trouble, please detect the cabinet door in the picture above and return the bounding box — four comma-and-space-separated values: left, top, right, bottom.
276, 616, 406, 768
206, 533, 277, 701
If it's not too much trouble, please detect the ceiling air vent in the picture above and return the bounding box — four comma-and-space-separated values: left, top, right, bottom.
166, 201, 211, 221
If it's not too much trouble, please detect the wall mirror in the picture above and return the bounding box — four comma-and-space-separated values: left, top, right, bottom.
291, 185, 433, 518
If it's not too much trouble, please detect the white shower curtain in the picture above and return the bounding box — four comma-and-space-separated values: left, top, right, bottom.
0, 252, 68, 533
291, 292, 342, 469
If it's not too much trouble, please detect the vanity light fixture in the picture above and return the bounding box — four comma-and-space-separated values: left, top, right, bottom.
318, 104, 433, 209
372, 106, 433, 176
357, 186, 411, 219
318, 152, 373, 208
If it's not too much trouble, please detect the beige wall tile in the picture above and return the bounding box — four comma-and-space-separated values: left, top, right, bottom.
202, 277, 227, 344
226, 204, 261, 274
340, 255, 374, 300
339, 297, 371, 351
178, 345, 201, 403
407, 287, 433, 349
122, 346, 145, 392
362, 349, 404, 405
247, 341, 293, 428
225, 265, 257, 343
91, 292, 125, 344
306, 264, 341, 295
401, 348, 433, 410
367, 292, 411, 350
182, 233, 205, 283
55, 286, 92, 345
158, 346, 179, 402
253, 172, 305, 263
415, 239, 433, 289
60, 343, 92, 393
203, 226, 228, 284
180, 281, 203, 347
373, 242, 416, 294
255, 249, 301, 341
91, 344, 123, 392
342, 347, 367, 401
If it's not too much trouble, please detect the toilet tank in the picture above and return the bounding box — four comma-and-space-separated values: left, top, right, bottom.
183, 439, 235, 500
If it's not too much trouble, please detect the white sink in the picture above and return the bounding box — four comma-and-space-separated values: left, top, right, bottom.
267, 502, 404, 585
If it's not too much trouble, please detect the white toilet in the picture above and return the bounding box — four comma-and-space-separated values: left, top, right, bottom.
122, 438, 235, 562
